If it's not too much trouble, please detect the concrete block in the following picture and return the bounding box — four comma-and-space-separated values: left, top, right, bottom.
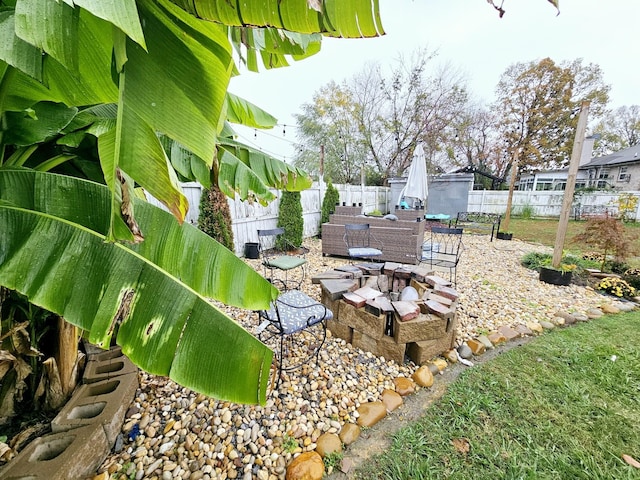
407, 333, 455, 365
375, 335, 406, 364
0, 424, 109, 480
340, 301, 385, 340
326, 319, 353, 343
393, 314, 450, 344
51, 372, 138, 444
319, 279, 359, 301
83, 347, 138, 384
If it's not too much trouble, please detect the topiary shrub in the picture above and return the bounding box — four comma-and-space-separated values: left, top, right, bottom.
277, 190, 303, 250
320, 181, 340, 236
198, 185, 234, 251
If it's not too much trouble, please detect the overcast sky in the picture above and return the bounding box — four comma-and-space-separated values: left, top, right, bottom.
229, 0, 639, 161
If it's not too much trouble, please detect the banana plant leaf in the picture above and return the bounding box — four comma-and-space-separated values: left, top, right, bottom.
0, 168, 278, 404
172, 0, 385, 38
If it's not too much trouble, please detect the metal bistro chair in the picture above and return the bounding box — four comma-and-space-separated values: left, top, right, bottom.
421, 226, 464, 286
343, 224, 384, 262
258, 228, 306, 291
256, 289, 332, 389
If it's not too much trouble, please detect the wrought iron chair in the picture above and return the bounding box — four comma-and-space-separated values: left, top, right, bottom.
343, 224, 384, 262
257, 228, 306, 290
421, 226, 464, 286
256, 289, 332, 389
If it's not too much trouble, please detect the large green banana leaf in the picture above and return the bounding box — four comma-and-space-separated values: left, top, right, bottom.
171, 0, 385, 38
0, 168, 278, 404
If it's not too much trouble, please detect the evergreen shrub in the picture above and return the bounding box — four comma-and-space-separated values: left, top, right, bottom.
198, 186, 234, 250
277, 190, 303, 249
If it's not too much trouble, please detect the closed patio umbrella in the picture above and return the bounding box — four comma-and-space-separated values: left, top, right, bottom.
398, 143, 428, 209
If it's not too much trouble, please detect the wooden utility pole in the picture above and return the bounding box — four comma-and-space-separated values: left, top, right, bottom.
502, 148, 520, 232
552, 100, 590, 267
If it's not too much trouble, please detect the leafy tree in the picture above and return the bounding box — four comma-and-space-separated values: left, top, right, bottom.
494, 57, 610, 177
294, 81, 367, 184
198, 185, 234, 251
572, 215, 636, 272
593, 105, 640, 156
0, 1, 385, 407
277, 191, 304, 249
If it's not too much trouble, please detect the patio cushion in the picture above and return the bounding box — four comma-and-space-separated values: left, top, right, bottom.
348, 247, 383, 258
264, 289, 333, 335
263, 255, 306, 270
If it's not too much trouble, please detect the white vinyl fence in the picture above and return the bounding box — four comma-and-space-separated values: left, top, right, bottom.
468, 190, 640, 221
160, 182, 390, 256
150, 183, 640, 256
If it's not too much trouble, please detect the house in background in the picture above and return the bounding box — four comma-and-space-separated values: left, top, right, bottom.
517, 137, 640, 191
580, 143, 640, 190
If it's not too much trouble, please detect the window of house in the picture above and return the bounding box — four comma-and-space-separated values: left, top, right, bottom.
618, 166, 630, 182
534, 178, 554, 190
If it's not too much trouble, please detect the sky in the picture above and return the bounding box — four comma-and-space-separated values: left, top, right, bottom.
229, 0, 639, 162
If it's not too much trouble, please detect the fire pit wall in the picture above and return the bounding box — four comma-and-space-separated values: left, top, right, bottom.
318, 263, 458, 365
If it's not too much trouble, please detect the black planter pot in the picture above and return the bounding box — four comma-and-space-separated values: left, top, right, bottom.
496, 232, 513, 240
244, 242, 260, 259
539, 266, 572, 286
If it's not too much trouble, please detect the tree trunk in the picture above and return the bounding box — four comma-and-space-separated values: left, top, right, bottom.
54, 316, 78, 397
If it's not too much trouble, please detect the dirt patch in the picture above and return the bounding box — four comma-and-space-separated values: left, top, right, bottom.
328, 336, 534, 479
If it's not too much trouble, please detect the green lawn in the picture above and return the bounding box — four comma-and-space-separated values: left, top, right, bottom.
505, 217, 640, 255
355, 312, 640, 479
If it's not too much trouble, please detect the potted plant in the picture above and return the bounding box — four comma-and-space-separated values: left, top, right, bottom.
496, 231, 513, 240
539, 259, 577, 286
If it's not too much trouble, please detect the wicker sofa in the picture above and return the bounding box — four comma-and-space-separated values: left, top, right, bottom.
321, 213, 425, 264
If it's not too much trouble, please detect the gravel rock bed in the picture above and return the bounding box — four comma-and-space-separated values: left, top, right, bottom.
97, 235, 613, 480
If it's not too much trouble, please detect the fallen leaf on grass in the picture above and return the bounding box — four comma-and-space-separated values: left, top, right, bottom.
622, 454, 640, 468
452, 438, 470, 455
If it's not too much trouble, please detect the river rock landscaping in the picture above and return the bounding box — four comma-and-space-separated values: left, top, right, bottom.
85, 235, 635, 480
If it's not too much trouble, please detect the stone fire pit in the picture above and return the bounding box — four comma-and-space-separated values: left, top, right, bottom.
313, 262, 459, 365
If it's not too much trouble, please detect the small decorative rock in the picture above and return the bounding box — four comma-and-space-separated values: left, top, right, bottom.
476, 335, 494, 349
539, 320, 555, 330
339, 424, 361, 446
587, 308, 604, 318
601, 304, 620, 314
527, 321, 544, 333
497, 325, 520, 340
551, 316, 566, 327
315, 433, 342, 458
432, 358, 448, 371
285, 451, 324, 480
466, 339, 486, 355
381, 389, 403, 412
457, 343, 473, 359
487, 332, 507, 345
444, 349, 458, 363
411, 365, 434, 388
393, 377, 416, 396
356, 402, 387, 427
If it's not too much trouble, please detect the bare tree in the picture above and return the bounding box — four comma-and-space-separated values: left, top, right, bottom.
593, 105, 640, 156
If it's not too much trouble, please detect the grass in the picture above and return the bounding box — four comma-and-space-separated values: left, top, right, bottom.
354, 311, 640, 479
505, 217, 640, 254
